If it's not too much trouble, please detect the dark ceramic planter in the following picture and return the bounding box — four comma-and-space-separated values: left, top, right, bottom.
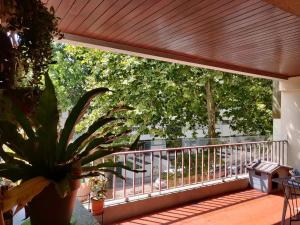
28, 179, 80, 225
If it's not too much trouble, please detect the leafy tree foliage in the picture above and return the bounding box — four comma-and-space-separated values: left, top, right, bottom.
50, 44, 272, 138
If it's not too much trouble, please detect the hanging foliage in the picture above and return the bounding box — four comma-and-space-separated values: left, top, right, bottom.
0, 0, 61, 88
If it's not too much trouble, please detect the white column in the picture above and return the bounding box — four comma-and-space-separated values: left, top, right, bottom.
279, 77, 300, 170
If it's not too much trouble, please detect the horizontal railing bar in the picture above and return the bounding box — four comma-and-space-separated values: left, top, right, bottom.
112, 140, 287, 155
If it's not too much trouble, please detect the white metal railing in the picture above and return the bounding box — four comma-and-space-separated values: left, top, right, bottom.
105, 140, 287, 201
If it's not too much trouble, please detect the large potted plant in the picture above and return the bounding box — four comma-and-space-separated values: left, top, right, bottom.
0, 74, 141, 225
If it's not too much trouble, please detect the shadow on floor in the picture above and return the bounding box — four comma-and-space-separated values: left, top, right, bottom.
116, 189, 270, 225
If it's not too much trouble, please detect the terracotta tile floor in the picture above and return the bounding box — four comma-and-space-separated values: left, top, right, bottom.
115, 189, 300, 225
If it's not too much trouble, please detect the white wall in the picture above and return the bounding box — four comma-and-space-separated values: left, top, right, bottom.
279, 77, 300, 170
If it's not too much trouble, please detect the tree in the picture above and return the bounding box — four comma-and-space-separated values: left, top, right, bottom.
49, 44, 272, 139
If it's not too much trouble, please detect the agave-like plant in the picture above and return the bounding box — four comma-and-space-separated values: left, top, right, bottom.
0, 74, 140, 212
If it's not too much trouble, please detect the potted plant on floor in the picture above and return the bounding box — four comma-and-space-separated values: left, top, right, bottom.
89, 176, 107, 215
0, 74, 142, 225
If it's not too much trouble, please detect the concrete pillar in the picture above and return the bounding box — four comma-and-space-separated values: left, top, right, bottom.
279, 77, 300, 170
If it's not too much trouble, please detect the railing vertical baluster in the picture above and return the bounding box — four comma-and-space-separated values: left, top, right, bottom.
250, 144, 252, 163
244, 144, 247, 174
224, 146, 227, 178
213, 147, 216, 180
159, 151, 162, 192
181, 150, 184, 186
174, 151, 177, 187
133, 154, 136, 196
230, 145, 233, 177
235, 145, 238, 178
142, 153, 145, 194
150, 152, 153, 193
275, 141, 278, 163
254, 143, 256, 160
239, 145, 243, 175
258, 143, 261, 160
278, 141, 281, 165
270, 142, 273, 162
113, 155, 116, 199
267, 142, 269, 161
195, 148, 198, 183
263, 143, 265, 161
167, 151, 170, 189
188, 149, 191, 185
123, 154, 127, 198
219, 147, 222, 179
282, 141, 284, 165
208, 148, 210, 181
201, 148, 204, 183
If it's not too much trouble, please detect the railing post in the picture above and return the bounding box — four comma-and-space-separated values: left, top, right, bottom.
188, 149, 191, 185
123, 154, 127, 199
235, 145, 238, 178
181, 149, 184, 186
133, 153, 136, 196
150, 152, 153, 193
213, 147, 216, 180
208, 148, 210, 181
142, 153, 145, 194
201, 148, 204, 183
159, 151, 162, 192
174, 150, 177, 187
224, 146, 227, 178
167, 151, 170, 189
219, 147, 222, 179
230, 145, 233, 177
195, 148, 198, 183
113, 155, 116, 199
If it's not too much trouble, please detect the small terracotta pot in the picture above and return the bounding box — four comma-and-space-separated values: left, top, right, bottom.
91, 198, 104, 215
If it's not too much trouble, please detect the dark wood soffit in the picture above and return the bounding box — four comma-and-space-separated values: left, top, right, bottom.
62, 33, 288, 80
263, 0, 300, 17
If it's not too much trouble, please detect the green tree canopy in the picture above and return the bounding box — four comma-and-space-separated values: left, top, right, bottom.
50, 43, 272, 139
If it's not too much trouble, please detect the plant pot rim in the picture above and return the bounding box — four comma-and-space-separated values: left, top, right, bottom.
91, 197, 105, 201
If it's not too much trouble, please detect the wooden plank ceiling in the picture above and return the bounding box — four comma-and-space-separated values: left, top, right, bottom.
44, 0, 300, 79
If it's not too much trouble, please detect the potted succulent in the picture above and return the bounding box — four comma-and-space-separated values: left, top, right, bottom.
89, 176, 107, 215
0, 74, 141, 225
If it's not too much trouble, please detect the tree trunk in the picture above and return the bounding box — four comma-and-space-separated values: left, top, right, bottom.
205, 77, 217, 139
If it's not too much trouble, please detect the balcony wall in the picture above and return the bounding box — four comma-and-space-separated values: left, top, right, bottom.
104, 177, 249, 224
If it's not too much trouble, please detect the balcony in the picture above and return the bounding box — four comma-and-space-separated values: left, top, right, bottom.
118, 189, 288, 225
97, 140, 288, 224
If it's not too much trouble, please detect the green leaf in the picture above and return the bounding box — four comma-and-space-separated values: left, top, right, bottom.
64, 117, 116, 160
34, 74, 59, 167
0, 145, 29, 167
0, 164, 33, 182
58, 88, 109, 161
11, 106, 35, 140
80, 147, 129, 166
0, 121, 27, 159
83, 161, 145, 173
77, 137, 105, 159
